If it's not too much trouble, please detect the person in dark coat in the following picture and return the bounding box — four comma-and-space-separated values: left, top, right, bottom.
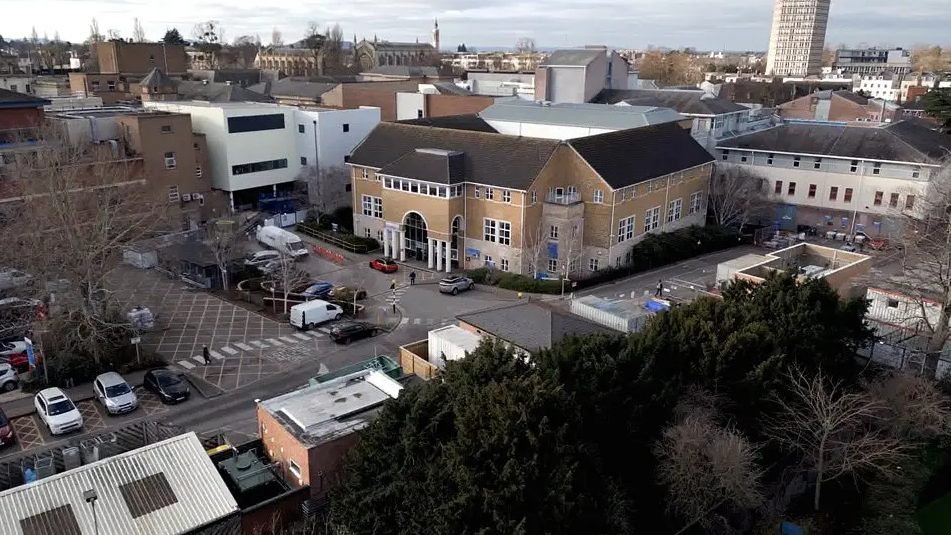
202, 345, 211, 365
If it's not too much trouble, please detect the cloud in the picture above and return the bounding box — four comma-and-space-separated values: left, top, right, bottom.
2, 0, 948, 50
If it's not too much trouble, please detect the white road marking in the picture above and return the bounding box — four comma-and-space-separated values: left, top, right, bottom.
250, 340, 267, 348
209, 350, 225, 360
317, 327, 332, 334
266, 338, 284, 346
399, 318, 409, 326
178, 360, 195, 370
306, 331, 323, 338
292, 333, 310, 341
426, 319, 435, 325
280, 336, 298, 343
318, 363, 330, 375
413, 318, 421, 324
234, 342, 253, 351
221, 346, 239, 355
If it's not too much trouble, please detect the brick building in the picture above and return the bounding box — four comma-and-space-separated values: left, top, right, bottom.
0, 88, 49, 132
778, 90, 904, 123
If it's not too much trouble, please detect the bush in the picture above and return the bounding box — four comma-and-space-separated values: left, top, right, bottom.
466, 267, 490, 283
347, 236, 380, 251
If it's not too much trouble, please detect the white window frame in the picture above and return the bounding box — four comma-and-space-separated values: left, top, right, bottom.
593, 189, 604, 203
474, 186, 481, 198
547, 258, 558, 273
644, 206, 660, 231
589, 258, 600, 272
617, 216, 634, 243
167, 185, 180, 203
195, 165, 202, 178
500, 258, 509, 272
288, 459, 301, 478
498, 220, 511, 246
361, 168, 369, 179
502, 190, 511, 203
164, 152, 176, 170
531, 190, 537, 204
667, 198, 682, 223
483, 218, 497, 242
485, 187, 494, 200
550, 225, 559, 239
689, 191, 702, 214
361, 195, 382, 219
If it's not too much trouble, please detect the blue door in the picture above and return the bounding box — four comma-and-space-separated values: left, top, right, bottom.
775, 204, 798, 231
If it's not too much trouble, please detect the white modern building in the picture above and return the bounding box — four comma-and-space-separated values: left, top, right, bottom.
716, 119, 951, 234
855, 72, 902, 102
765, 0, 831, 77
534, 47, 629, 104
477, 98, 685, 140
462, 71, 536, 99
834, 48, 912, 76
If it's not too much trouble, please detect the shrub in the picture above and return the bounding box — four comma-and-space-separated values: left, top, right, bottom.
466, 267, 490, 283
496, 274, 562, 294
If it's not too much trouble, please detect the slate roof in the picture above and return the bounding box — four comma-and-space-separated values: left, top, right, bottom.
834, 90, 869, 105
247, 79, 338, 100
456, 300, 617, 352
397, 114, 498, 133
542, 49, 604, 67
378, 149, 466, 184
479, 99, 684, 130
431, 81, 474, 96
350, 122, 559, 190
140, 68, 174, 88
592, 88, 748, 115
0, 88, 50, 107
176, 81, 271, 103
716, 120, 951, 164
363, 65, 440, 78
568, 121, 715, 188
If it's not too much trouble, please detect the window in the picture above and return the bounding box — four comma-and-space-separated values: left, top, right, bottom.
912, 166, 921, 179
342, 123, 350, 133
361, 195, 382, 218
107, 81, 116, 91
808, 184, 816, 198
298, 124, 305, 133
361, 168, 369, 179
8, 84, 15, 92
300, 156, 307, 166
483, 219, 497, 242
502, 190, 511, 203
485, 188, 494, 200
617, 216, 634, 242
767, 153, 774, 165
829, 187, 838, 201
905, 195, 916, 210
288, 460, 301, 478
873, 191, 884, 206
550, 225, 559, 239
593, 189, 604, 203
774, 180, 783, 194
886, 298, 899, 309
167, 186, 179, 203
164, 152, 176, 169
721, 149, 729, 161
417, 109, 424, 118
889, 193, 900, 208
500, 258, 509, 272
91, 81, 101, 91
793, 156, 801, 168
873, 163, 881, 175
531, 190, 537, 204
589, 258, 600, 272
850, 160, 858, 173
689, 191, 702, 214
231, 158, 288, 175
364, 228, 371, 238
813, 157, 821, 169
160, 124, 172, 134
474, 187, 481, 198
644, 206, 660, 231
498, 221, 511, 245
740, 155, 748, 163
667, 198, 682, 223
195, 165, 202, 178
227, 113, 285, 133
787, 182, 796, 195
844, 188, 853, 203
548, 259, 558, 273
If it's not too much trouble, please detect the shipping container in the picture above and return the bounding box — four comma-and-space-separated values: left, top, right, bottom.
428, 325, 483, 369
570, 295, 651, 333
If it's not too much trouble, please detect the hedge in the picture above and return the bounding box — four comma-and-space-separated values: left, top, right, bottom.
466, 225, 743, 295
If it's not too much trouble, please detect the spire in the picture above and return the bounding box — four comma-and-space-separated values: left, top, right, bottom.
434, 18, 438, 29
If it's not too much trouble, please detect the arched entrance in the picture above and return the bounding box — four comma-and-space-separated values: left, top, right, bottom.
450, 215, 464, 267
403, 212, 428, 261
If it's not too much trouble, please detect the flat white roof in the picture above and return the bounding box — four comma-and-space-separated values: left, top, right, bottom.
429, 325, 483, 354
479, 99, 684, 130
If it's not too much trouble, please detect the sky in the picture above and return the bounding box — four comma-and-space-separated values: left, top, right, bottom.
2, 0, 948, 51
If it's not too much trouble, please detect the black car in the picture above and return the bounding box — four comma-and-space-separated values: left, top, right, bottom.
143, 369, 190, 404
329, 321, 379, 344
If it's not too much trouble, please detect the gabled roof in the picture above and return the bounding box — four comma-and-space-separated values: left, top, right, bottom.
176, 81, 271, 103
397, 114, 498, 133
0, 433, 238, 535
0, 88, 50, 108
541, 49, 604, 67
479, 99, 684, 130
568, 121, 715, 189
592, 88, 748, 115
717, 120, 951, 164
833, 90, 869, 105
456, 300, 616, 352
350, 122, 559, 190
140, 68, 174, 88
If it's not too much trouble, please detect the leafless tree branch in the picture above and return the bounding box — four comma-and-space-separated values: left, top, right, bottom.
708, 165, 772, 231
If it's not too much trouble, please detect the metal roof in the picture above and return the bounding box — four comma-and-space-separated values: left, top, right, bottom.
541, 49, 604, 67
0, 432, 239, 535
479, 99, 684, 130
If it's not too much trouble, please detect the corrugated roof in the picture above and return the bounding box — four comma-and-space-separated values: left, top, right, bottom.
456, 300, 616, 352
716, 120, 951, 163
541, 49, 604, 67
479, 99, 684, 130
593, 88, 748, 115
0, 433, 238, 535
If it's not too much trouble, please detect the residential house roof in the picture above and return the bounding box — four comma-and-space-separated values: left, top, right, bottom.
592, 88, 748, 115
140, 68, 175, 88
541, 49, 604, 67
247, 79, 338, 100
397, 114, 498, 133
0, 433, 238, 535
378, 148, 466, 184
456, 300, 617, 352
717, 120, 951, 164
350, 122, 560, 189
186, 69, 262, 86
568, 121, 716, 188
0, 88, 50, 108
478, 99, 685, 130
176, 81, 271, 103
362, 65, 440, 78
833, 90, 869, 105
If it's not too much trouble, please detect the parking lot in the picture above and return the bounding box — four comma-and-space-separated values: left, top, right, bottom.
0, 387, 172, 457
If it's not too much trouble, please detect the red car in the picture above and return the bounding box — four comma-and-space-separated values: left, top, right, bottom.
0, 407, 15, 447
369, 257, 398, 273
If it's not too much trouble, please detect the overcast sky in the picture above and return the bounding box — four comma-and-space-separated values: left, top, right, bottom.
2, 0, 948, 51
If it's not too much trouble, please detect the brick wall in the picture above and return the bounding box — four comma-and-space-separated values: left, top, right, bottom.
425, 94, 496, 117
0, 107, 43, 130
258, 406, 312, 489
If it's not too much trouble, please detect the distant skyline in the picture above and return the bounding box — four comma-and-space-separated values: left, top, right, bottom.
3, 0, 948, 51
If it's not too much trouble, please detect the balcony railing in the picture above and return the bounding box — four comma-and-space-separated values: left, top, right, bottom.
545, 191, 581, 205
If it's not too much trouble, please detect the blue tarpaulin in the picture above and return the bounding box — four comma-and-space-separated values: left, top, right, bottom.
645, 299, 670, 313
547, 243, 558, 258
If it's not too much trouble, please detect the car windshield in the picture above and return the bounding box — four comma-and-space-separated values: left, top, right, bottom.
0, 413, 7, 426
441, 277, 458, 283
48, 399, 75, 415
382, 259, 395, 265
157, 374, 181, 387
105, 383, 131, 397
288, 241, 305, 251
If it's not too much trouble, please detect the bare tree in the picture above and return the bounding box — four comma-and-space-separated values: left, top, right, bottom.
656, 392, 764, 533
515, 37, 537, 54
297, 165, 350, 215
862, 369, 951, 441
303, 22, 326, 76
132, 18, 146, 42
523, 221, 550, 277
266, 253, 308, 314
559, 221, 585, 294
106, 29, 122, 41
708, 166, 772, 231
232, 35, 261, 68
88, 18, 103, 43
764, 367, 910, 511
270, 27, 283, 47
322, 23, 345, 71
208, 219, 246, 291
193, 21, 223, 68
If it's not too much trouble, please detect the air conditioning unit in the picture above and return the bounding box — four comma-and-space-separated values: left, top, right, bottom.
182, 193, 192, 201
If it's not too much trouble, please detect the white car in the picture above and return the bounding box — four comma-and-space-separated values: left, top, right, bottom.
34, 387, 83, 435
0, 363, 18, 392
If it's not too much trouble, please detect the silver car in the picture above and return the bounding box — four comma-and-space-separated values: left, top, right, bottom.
93, 372, 138, 415
439, 275, 474, 295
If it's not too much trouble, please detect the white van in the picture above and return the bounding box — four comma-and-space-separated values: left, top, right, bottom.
290, 299, 343, 329
256, 226, 309, 259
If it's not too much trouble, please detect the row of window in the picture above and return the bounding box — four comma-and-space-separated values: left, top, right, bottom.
361, 195, 383, 219
772, 180, 917, 209
231, 158, 288, 176
474, 186, 514, 203
615, 193, 702, 244
725, 150, 921, 178
383, 177, 465, 199
483, 218, 512, 246
227, 114, 285, 134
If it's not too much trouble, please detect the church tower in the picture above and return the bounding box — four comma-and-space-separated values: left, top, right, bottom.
431, 19, 440, 52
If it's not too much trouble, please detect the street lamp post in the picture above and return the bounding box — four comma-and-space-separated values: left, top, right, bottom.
83, 489, 99, 535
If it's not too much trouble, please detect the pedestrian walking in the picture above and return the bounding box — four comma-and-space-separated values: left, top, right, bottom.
409, 271, 417, 285
655, 279, 664, 298
202, 344, 211, 365
390, 280, 397, 291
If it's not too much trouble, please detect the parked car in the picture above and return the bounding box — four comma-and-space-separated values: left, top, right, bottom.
302, 281, 334, 297
329, 286, 368, 301
0, 406, 14, 447
0, 363, 18, 392
439, 275, 475, 295
369, 257, 398, 273
143, 369, 190, 404
93, 372, 138, 415
244, 250, 282, 268
34, 387, 83, 435
290, 299, 343, 329
0, 340, 35, 372
329, 321, 379, 344
258, 257, 295, 276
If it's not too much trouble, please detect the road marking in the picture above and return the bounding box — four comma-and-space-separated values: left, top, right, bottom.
234, 342, 253, 351
280, 336, 298, 343
399, 318, 408, 327
317, 327, 332, 334
292, 333, 310, 341
413, 318, 421, 325
192, 355, 206, 364
266, 338, 284, 346
221, 346, 239, 355
426, 319, 435, 325
178, 360, 196, 369
209, 350, 225, 360
250, 340, 267, 348
306, 331, 323, 338
318, 363, 330, 375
